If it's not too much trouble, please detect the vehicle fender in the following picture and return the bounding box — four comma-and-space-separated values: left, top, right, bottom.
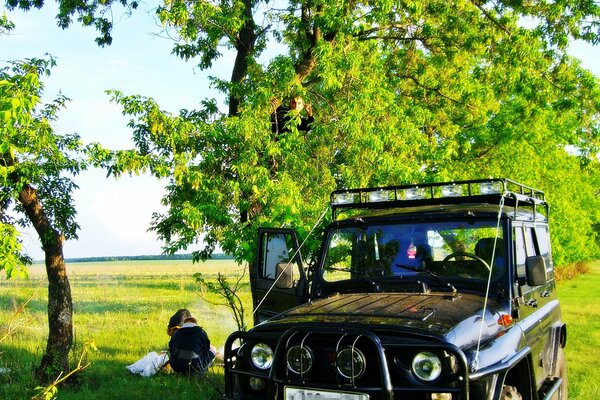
543, 321, 567, 377
468, 325, 528, 379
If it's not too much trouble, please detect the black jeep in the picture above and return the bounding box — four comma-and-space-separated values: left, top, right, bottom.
223, 179, 567, 400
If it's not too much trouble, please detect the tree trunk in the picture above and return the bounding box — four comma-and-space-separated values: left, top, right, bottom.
18, 184, 73, 381
227, 0, 262, 315
228, 0, 256, 117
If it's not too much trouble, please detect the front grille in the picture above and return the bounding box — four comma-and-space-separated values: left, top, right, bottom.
274, 328, 387, 389
274, 327, 468, 399
224, 327, 469, 400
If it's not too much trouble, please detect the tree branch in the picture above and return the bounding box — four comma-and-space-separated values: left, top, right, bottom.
398, 74, 476, 110
469, 0, 513, 36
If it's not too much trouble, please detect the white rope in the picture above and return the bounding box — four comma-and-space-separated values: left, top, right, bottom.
251, 205, 330, 319
472, 193, 506, 372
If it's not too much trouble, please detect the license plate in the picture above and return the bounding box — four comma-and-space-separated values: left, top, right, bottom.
285, 387, 369, 400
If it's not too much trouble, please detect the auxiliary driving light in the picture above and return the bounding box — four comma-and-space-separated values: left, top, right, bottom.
287, 345, 313, 375
404, 187, 426, 200
441, 184, 462, 197
250, 343, 274, 370
368, 190, 392, 203
479, 181, 502, 195
336, 347, 366, 379
333, 192, 357, 205
412, 351, 442, 382
249, 377, 266, 391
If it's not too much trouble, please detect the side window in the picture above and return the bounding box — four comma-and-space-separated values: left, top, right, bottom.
260, 232, 296, 280
534, 226, 550, 256
534, 225, 553, 269
535, 225, 554, 271
523, 226, 537, 257
514, 226, 527, 279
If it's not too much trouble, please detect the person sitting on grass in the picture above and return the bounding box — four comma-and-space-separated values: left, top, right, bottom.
168, 315, 217, 375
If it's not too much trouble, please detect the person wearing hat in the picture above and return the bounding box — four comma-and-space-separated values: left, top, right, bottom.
168, 313, 217, 375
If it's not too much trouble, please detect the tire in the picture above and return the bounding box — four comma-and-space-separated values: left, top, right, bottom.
551, 348, 568, 400
501, 385, 523, 400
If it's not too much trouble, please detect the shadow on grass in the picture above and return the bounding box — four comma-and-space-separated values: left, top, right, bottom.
1, 342, 225, 400
60, 359, 225, 400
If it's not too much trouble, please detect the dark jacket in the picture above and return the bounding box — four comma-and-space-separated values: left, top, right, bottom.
271, 105, 314, 134
168, 323, 214, 374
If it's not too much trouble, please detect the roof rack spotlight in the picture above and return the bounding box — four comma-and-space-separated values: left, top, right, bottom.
441, 184, 463, 197
332, 192, 357, 205
403, 187, 426, 200
479, 181, 502, 195
368, 189, 393, 203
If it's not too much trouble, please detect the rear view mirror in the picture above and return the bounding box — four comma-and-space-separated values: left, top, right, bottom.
275, 262, 294, 289
526, 256, 547, 286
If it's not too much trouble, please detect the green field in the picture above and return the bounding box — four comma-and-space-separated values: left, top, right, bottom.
0, 260, 250, 400
1, 259, 598, 399
558, 260, 600, 400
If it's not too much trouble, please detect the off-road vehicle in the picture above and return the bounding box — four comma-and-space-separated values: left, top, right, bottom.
223, 178, 567, 400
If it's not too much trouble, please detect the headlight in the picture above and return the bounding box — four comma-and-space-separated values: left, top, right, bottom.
287, 345, 313, 375
250, 343, 273, 370
412, 351, 442, 382
336, 347, 366, 379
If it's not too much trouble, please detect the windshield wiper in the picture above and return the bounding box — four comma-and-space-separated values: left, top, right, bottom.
350, 270, 383, 292
394, 264, 458, 294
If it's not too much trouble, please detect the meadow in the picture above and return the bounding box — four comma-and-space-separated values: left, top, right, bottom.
0, 260, 250, 400
0, 259, 598, 399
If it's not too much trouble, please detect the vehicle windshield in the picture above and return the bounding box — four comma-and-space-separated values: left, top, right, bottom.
322, 219, 505, 291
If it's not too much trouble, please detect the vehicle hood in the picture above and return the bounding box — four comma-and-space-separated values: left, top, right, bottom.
266, 292, 508, 349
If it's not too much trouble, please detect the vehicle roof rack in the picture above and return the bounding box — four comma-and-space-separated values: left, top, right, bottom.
330, 178, 548, 221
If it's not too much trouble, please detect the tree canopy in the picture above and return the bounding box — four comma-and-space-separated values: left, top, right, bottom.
7, 0, 600, 270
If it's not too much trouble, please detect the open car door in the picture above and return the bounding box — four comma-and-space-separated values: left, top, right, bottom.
253, 228, 308, 324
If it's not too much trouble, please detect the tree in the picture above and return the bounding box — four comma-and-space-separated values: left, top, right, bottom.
8, 0, 600, 312
0, 57, 86, 379
1, 12, 15, 34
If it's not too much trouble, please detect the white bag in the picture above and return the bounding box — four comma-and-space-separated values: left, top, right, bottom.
126, 351, 169, 377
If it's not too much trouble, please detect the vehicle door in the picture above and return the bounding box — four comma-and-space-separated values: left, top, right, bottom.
514, 223, 555, 387
253, 228, 308, 324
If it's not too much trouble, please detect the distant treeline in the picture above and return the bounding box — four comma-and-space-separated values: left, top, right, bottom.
62, 253, 234, 263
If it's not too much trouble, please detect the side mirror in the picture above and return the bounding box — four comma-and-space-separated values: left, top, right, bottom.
526, 256, 547, 286
275, 262, 294, 289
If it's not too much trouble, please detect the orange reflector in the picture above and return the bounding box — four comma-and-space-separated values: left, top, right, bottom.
498, 314, 513, 327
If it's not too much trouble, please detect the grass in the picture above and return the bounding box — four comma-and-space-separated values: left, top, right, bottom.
1, 259, 599, 399
558, 260, 600, 400
0, 259, 251, 400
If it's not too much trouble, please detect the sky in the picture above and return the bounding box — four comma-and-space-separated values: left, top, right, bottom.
2, 3, 230, 259
2, 3, 599, 260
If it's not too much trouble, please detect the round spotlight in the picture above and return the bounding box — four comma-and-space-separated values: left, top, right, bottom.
250, 343, 273, 370
336, 347, 366, 379
287, 345, 313, 375
412, 351, 442, 382
249, 377, 266, 391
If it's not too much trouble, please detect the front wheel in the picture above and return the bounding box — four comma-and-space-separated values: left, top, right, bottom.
501, 385, 523, 400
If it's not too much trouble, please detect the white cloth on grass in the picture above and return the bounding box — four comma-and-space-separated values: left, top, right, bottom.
126, 351, 169, 377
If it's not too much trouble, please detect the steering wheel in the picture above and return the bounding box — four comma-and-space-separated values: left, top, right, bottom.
441, 251, 491, 273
